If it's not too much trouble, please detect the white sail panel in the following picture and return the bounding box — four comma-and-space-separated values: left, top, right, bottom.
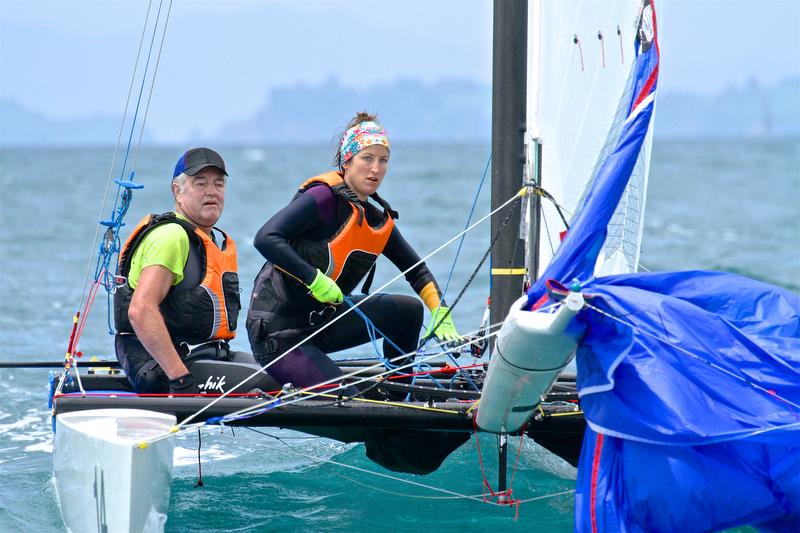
527, 0, 646, 277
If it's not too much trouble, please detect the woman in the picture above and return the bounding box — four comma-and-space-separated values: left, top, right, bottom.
246, 112, 461, 391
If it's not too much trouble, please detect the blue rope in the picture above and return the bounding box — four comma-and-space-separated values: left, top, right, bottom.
421, 154, 491, 350
117, 0, 165, 184
343, 296, 406, 370
91, 2, 168, 333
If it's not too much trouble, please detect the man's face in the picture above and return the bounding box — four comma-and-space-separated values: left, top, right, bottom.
174, 167, 226, 229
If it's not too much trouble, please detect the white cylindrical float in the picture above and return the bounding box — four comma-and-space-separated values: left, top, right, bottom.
54, 408, 176, 533
477, 292, 584, 433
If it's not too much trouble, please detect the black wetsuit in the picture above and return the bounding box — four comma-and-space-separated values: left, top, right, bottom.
247, 182, 470, 475
247, 183, 443, 390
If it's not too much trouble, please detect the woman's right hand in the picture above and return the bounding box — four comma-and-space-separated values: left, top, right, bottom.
306, 269, 344, 304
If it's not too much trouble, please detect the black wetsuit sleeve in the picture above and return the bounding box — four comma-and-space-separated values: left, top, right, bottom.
253, 193, 321, 285
383, 226, 447, 308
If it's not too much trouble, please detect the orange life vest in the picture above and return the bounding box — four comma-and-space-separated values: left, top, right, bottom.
113, 212, 240, 344
295, 171, 395, 295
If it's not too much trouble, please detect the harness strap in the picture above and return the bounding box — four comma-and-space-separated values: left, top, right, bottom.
256, 305, 337, 337
360, 263, 377, 295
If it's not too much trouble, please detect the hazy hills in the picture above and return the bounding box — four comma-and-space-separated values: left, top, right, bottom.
1, 77, 797, 146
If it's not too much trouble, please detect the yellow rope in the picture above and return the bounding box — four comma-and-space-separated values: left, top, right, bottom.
297, 390, 464, 415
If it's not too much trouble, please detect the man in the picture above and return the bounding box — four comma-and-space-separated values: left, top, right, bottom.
114, 147, 276, 394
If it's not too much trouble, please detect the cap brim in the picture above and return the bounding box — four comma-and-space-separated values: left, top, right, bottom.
184, 163, 228, 176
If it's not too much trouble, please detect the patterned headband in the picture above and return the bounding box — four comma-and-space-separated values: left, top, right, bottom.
339, 121, 390, 164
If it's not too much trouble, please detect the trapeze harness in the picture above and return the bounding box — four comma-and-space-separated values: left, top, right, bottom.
247, 172, 398, 360
114, 213, 279, 393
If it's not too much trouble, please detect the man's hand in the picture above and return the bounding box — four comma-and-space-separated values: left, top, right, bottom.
306, 269, 343, 304
169, 372, 202, 394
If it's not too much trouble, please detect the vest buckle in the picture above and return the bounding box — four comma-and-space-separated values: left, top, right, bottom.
308, 305, 337, 327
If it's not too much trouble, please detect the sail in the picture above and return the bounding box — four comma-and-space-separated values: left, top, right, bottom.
526, 0, 656, 288
573, 271, 800, 532
518, 2, 800, 529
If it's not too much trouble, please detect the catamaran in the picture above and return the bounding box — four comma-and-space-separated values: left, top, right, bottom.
20, 0, 797, 531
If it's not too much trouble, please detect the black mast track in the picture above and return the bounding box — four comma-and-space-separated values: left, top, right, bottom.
490, 0, 528, 350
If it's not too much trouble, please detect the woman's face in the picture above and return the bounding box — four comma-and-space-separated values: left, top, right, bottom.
342, 144, 389, 201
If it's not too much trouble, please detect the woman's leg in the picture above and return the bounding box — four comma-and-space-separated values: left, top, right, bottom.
317, 293, 423, 367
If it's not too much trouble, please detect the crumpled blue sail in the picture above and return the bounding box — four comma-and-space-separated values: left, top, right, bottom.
573, 271, 800, 532
518, 1, 800, 529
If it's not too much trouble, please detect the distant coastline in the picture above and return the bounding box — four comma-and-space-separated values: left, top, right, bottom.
1, 77, 797, 147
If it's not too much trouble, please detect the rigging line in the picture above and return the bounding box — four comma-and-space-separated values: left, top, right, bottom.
130, 0, 173, 170
583, 301, 800, 412
175, 191, 525, 426
516, 489, 575, 504
241, 427, 509, 506
420, 191, 523, 348
342, 296, 404, 369
160, 325, 500, 433
540, 200, 557, 259
213, 308, 565, 427
117, 0, 166, 182
439, 153, 492, 305
204, 326, 506, 428
76, 0, 155, 312
213, 326, 503, 426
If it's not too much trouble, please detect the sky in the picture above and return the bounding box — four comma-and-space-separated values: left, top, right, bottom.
1, 0, 798, 143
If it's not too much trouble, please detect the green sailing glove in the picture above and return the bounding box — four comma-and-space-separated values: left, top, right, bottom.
425, 306, 462, 343
306, 269, 343, 304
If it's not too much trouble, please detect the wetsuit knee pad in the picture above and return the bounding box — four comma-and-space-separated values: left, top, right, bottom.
133, 361, 169, 393
116, 334, 169, 393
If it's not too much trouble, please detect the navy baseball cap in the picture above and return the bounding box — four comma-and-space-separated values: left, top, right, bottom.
173, 147, 228, 179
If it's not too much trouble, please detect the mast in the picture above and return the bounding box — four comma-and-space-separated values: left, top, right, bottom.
490, 0, 528, 342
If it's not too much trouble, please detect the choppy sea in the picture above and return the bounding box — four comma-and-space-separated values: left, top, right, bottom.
1, 138, 798, 532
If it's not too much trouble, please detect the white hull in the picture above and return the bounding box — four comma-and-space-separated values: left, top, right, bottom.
477, 293, 583, 433
54, 408, 176, 533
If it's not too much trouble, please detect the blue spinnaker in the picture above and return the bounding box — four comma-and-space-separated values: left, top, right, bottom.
573, 271, 800, 532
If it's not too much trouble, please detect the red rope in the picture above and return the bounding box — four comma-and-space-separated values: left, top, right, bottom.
53, 391, 273, 399
590, 432, 605, 533
73, 279, 102, 352
472, 418, 521, 517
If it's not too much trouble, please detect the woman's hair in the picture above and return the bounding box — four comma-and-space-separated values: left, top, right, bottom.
332, 111, 379, 169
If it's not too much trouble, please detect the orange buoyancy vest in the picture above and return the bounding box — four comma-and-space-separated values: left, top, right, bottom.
113, 212, 240, 345
295, 171, 396, 296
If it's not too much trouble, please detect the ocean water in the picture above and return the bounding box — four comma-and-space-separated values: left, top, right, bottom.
0, 138, 797, 532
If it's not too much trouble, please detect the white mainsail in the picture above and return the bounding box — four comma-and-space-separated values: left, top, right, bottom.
527, 0, 653, 276
479, 0, 656, 434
